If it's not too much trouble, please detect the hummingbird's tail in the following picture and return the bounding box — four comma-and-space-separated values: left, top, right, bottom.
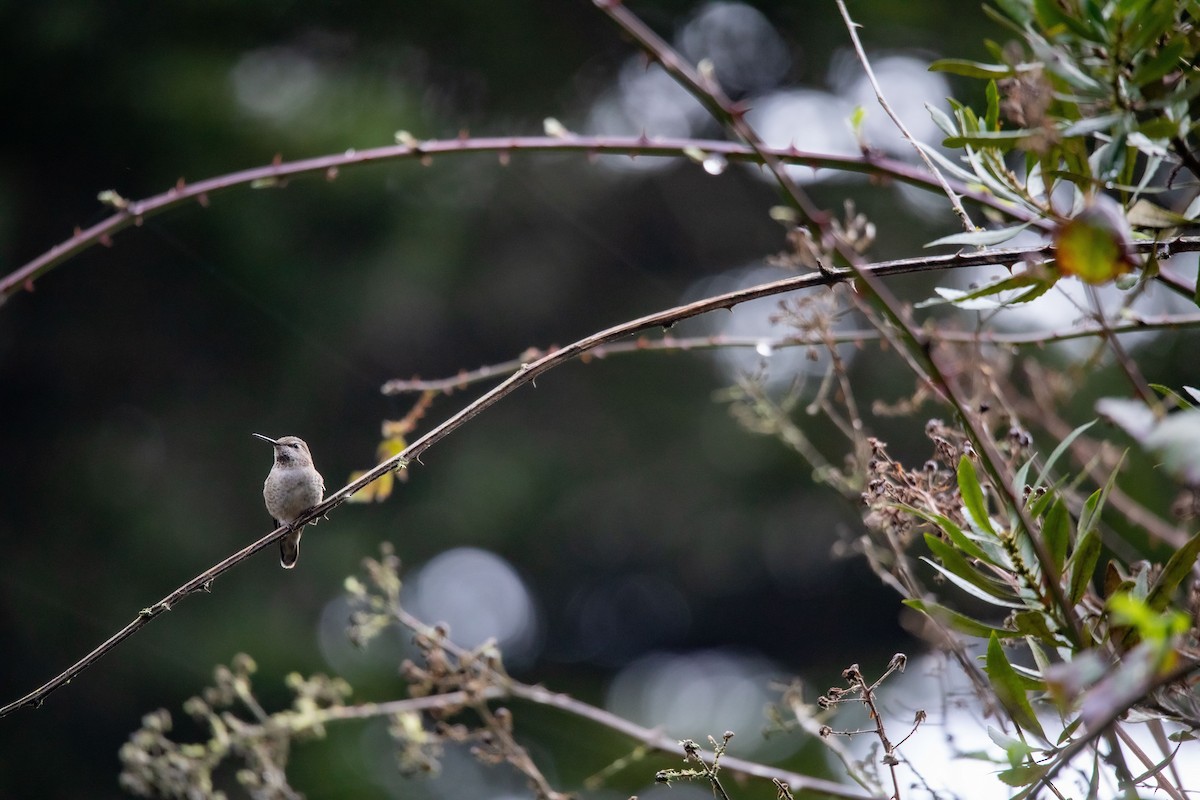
280, 527, 303, 569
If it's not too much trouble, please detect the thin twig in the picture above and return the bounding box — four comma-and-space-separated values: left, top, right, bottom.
375, 251, 1200, 394
1114, 725, 1186, 800
384, 600, 881, 799
835, 0, 975, 231
1084, 285, 1158, 406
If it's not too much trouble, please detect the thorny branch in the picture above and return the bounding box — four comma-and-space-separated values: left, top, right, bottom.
0, 134, 1045, 303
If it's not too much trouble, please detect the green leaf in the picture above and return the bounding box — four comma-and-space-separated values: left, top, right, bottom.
915, 272, 1053, 311
998, 763, 1048, 788
1031, 420, 1096, 490
903, 598, 1017, 638
925, 222, 1034, 248
1126, 0, 1179, 54
1042, 498, 1070, 572
1079, 454, 1123, 538
925, 533, 1014, 597
988, 725, 1038, 765
896, 503, 991, 562
986, 632, 1048, 740
1067, 527, 1101, 604
1136, 116, 1182, 142
990, 0, 1033, 26
1010, 610, 1058, 642
928, 58, 1017, 79
958, 456, 997, 537
985, 80, 1000, 131
1131, 40, 1185, 88
921, 557, 1027, 607
1127, 199, 1192, 229
850, 105, 867, 137
1061, 113, 1125, 138
926, 102, 959, 137
943, 129, 1040, 150
1149, 384, 1197, 410
1146, 530, 1200, 612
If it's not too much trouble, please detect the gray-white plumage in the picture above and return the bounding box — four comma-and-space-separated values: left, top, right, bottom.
253, 433, 325, 569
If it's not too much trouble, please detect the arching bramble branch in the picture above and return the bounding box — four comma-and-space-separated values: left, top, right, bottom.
0, 135, 1046, 304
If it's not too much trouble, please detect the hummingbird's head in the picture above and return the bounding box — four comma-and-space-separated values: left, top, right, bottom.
253, 433, 313, 466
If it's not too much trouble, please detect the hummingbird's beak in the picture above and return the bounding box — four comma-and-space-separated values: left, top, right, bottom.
252, 433, 279, 445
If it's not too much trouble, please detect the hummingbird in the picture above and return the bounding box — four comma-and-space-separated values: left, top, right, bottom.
253, 433, 325, 569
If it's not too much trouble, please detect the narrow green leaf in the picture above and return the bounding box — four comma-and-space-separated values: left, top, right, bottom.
986, 632, 1047, 740
1131, 40, 1185, 88
988, 725, 1038, 764
997, 763, 1049, 787
1032, 420, 1096, 491
928, 58, 1015, 79
1067, 528, 1101, 604
991, 0, 1032, 26
1146, 530, 1200, 612
1061, 114, 1125, 138
1136, 116, 1182, 142
1010, 610, 1058, 643
1127, 199, 1192, 229
1150, 384, 1196, 409
985, 80, 1000, 131
1078, 455, 1124, 535
916, 273, 1051, 310
1126, 1, 1178, 55
925, 222, 1033, 248
896, 503, 991, 562
903, 598, 1017, 638
958, 456, 997, 537
925, 533, 1013, 596
915, 140, 984, 183
926, 103, 958, 138
922, 557, 1027, 607
1042, 498, 1070, 572
943, 129, 1039, 150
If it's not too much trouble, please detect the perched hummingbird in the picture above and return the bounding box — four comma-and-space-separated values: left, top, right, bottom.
253, 434, 325, 569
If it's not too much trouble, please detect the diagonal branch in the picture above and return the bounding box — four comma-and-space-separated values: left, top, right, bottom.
9, 234, 1197, 718
0, 248, 1030, 718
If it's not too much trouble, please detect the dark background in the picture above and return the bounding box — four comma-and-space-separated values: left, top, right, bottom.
0, 1, 1099, 798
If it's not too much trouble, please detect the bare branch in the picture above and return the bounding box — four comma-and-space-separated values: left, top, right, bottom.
382, 309, 1200, 395
835, 0, 976, 230
0, 135, 1042, 303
